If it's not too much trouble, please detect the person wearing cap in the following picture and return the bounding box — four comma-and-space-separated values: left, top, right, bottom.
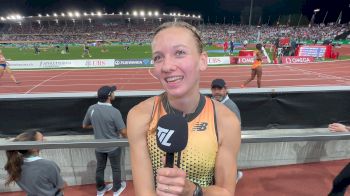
211, 78, 243, 183
211, 79, 241, 122
82, 85, 127, 196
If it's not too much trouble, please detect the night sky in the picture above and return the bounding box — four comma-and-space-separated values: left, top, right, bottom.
0, 0, 349, 24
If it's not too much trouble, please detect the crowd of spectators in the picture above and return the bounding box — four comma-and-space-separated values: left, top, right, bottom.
0, 20, 348, 45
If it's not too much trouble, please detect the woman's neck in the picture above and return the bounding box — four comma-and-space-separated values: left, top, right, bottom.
167, 92, 201, 115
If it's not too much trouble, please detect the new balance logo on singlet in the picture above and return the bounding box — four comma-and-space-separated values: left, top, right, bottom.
193, 122, 208, 131
157, 126, 174, 146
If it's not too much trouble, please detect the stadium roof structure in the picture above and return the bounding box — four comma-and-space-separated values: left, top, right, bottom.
0, 11, 202, 24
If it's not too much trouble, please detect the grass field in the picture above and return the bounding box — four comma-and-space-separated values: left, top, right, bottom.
1, 45, 230, 60
2, 45, 348, 62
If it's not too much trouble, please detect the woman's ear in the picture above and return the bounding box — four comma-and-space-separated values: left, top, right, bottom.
199, 52, 208, 71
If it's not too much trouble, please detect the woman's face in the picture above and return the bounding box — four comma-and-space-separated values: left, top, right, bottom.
152, 27, 207, 98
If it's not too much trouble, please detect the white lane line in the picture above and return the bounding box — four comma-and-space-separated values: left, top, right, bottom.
148, 68, 158, 80
279, 64, 350, 83
25, 71, 71, 94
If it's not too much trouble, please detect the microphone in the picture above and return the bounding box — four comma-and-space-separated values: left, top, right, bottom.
156, 114, 188, 168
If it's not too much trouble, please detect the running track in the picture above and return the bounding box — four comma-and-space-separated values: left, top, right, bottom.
1, 60, 350, 94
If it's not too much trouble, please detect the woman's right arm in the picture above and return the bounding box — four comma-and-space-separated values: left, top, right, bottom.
127, 97, 157, 196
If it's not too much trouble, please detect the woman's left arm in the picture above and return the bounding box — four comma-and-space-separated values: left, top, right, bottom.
201, 102, 241, 195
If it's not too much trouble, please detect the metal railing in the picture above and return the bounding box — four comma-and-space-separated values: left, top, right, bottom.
2, 132, 350, 150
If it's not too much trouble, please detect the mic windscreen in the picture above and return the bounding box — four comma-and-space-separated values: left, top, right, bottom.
156, 114, 188, 153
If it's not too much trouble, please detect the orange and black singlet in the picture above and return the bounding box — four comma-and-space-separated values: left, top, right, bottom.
147, 94, 218, 187
252, 50, 263, 69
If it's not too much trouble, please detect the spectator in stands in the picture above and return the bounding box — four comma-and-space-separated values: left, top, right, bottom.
241, 43, 264, 88
210, 78, 243, 182
328, 122, 350, 196
127, 22, 240, 195
0, 49, 20, 84
4, 129, 66, 195
83, 85, 127, 196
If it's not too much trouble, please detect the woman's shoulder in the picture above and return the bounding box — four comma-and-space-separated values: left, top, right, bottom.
129, 96, 156, 115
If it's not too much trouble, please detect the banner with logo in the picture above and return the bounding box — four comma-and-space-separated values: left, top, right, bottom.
281, 56, 315, 64
114, 59, 152, 67
296, 45, 332, 58
207, 57, 230, 65
236, 56, 268, 64
8, 59, 114, 69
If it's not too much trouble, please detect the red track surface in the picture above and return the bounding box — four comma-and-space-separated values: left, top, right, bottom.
0, 60, 350, 94
2, 159, 349, 196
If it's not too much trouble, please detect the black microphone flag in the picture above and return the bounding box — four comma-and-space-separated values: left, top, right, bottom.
156, 114, 188, 168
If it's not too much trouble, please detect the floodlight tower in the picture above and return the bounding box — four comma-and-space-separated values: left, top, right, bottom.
309, 8, 320, 27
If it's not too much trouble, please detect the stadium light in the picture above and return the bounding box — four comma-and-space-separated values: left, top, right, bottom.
16, 15, 22, 20
140, 11, 145, 17
38, 14, 42, 17
61, 13, 65, 17
119, 11, 123, 15
6, 16, 10, 19
75, 11, 80, 17
314, 8, 320, 13
83, 12, 88, 16
91, 12, 95, 16
154, 11, 159, 16
68, 12, 73, 17
163, 13, 166, 16
97, 11, 102, 16
11, 15, 15, 20
133, 11, 138, 16
148, 11, 152, 16
53, 13, 57, 17
178, 13, 181, 16
198, 15, 201, 18
126, 12, 129, 15
0, 17, 5, 21
46, 14, 50, 17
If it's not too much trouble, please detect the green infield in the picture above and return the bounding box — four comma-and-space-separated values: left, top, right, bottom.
1, 45, 230, 60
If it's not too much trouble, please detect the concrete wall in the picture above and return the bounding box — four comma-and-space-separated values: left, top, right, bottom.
1, 130, 350, 192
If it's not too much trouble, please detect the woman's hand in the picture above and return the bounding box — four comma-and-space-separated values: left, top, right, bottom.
156, 157, 195, 196
328, 123, 349, 132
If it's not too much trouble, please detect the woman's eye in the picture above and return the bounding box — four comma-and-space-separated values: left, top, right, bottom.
175, 50, 186, 56
153, 56, 161, 62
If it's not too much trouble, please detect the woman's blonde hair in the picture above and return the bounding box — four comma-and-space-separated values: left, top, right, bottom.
152, 22, 203, 53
